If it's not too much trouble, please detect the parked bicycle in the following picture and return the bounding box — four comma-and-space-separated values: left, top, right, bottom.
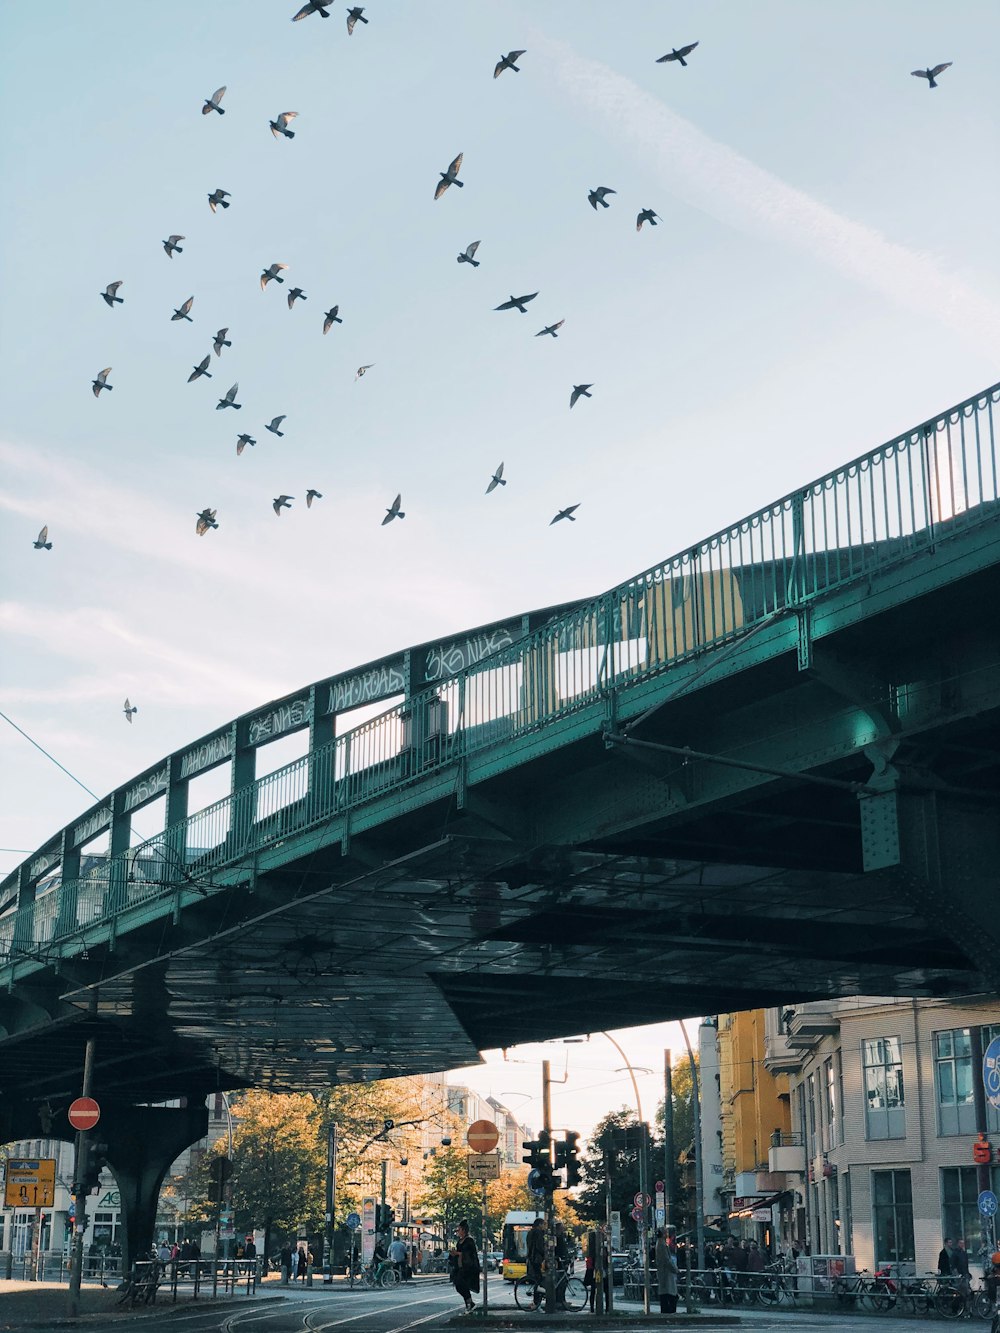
116, 1260, 162, 1308
514, 1266, 587, 1312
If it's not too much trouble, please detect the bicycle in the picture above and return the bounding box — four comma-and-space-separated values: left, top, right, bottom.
756, 1261, 799, 1307
514, 1266, 587, 1312
116, 1260, 162, 1307
360, 1258, 400, 1289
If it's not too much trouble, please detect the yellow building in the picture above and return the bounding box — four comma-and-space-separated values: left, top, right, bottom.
717, 1010, 792, 1243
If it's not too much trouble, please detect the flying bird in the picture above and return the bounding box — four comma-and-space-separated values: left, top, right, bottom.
208, 188, 231, 213
202, 86, 226, 115
355, 364, 374, 379
33, 525, 52, 550
101, 281, 123, 308
261, 262, 289, 289
495, 292, 538, 313
92, 367, 113, 397
588, 186, 616, 210
188, 355, 212, 382
306, 488, 323, 507
911, 62, 952, 88
457, 240, 481, 267
494, 50, 526, 78
292, 0, 331, 17
570, 383, 593, 408
486, 463, 506, 494
323, 306, 343, 333
382, 493, 405, 525
346, 7, 367, 34
266, 415, 287, 436
196, 508, 219, 535
550, 504, 580, 525
236, 434, 256, 455
273, 495, 294, 515
535, 320, 564, 338
270, 111, 298, 139
123, 698, 138, 723
636, 208, 660, 231
434, 152, 464, 200
162, 234, 184, 258
287, 287, 307, 309
217, 383, 241, 410
171, 296, 194, 322
213, 328, 232, 356
657, 42, 699, 66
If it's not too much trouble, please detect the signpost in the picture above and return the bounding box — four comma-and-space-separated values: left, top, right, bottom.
467, 1120, 500, 1154
467, 1153, 501, 1182
67, 1098, 101, 1132
978, 1191, 998, 1218
466, 1122, 500, 1318
346, 1214, 361, 1287
3, 1159, 56, 1209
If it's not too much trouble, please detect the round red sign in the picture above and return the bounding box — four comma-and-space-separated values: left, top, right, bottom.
467, 1119, 500, 1153
68, 1097, 101, 1131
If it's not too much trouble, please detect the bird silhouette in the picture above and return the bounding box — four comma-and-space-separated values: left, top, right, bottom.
550, 504, 580, 525
266, 415, 287, 437
588, 187, 616, 210
213, 328, 232, 356
292, 0, 331, 17
355, 364, 374, 379
657, 42, 699, 66
162, 234, 184, 258
171, 296, 194, 322
188, 355, 212, 382
196, 508, 219, 535
273, 495, 294, 515
270, 111, 298, 139
346, 6, 367, 33
202, 86, 226, 114
33, 525, 52, 550
435, 152, 464, 200
123, 698, 138, 723
323, 306, 343, 333
570, 384, 593, 408
217, 383, 241, 410
494, 50, 526, 78
486, 463, 506, 494
636, 208, 660, 231
495, 292, 538, 313
101, 281, 123, 308
457, 240, 481, 267
382, 493, 405, 525
92, 367, 113, 397
306, 489, 323, 507
911, 62, 952, 88
287, 287, 307, 309
535, 320, 564, 338
261, 262, 289, 289
236, 434, 256, 455
208, 188, 231, 213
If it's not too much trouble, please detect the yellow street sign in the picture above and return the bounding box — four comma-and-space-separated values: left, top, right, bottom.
3, 1158, 57, 1209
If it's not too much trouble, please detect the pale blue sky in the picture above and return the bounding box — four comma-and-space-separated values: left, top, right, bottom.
2, 0, 998, 902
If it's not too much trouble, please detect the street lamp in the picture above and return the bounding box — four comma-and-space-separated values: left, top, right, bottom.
602, 1032, 652, 1316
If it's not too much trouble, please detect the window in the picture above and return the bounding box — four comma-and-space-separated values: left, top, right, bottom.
863, 1037, 905, 1139
935, 1026, 1000, 1136
941, 1166, 1000, 1246
824, 1058, 838, 1151
872, 1169, 914, 1265
841, 1170, 853, 1254
835, 1050, 846, 1145
807, 1073, 817, 1157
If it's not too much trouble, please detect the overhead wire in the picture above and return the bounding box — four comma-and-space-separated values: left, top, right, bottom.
0, 708, 99, 802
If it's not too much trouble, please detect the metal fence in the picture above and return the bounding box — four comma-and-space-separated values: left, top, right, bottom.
4, 381, 999, 963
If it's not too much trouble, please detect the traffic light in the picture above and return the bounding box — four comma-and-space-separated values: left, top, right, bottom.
563, 1131, 582, 1188
73, 1140, 109, 1195
207, 1154, 233, 1202
375, 1205, 395, 1231
521, 1129, 551, 1170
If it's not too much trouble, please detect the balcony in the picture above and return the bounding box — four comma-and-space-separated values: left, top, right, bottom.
768, 1131, 805, 1175
783, 1004, 840, 1051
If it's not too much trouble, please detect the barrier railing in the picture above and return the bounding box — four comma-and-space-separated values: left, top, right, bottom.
3, 381, 999, 965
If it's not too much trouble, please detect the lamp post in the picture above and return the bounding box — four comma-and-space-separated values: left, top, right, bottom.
601, 1032, 652, 1316
678, 1021, 704, 1275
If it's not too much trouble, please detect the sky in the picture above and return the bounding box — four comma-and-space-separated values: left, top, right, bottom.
1, 2, 998, 1131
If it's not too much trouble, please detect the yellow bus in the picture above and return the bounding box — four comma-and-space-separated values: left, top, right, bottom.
500, 1210, 543, 1282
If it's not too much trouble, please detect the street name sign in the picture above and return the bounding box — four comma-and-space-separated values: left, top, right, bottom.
4, 1158, 56, 1209
467, 1153, 501, 1182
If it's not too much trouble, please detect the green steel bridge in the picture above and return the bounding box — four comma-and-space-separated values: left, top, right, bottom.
2, 380, 1000, 1258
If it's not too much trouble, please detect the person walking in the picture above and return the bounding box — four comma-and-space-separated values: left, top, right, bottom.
451, 1220, 481, 1313
526, 1217, 545, 1283
655, 1228, 679, 1314
296, 1243, 308, 1282
279, 1242, 292, 1285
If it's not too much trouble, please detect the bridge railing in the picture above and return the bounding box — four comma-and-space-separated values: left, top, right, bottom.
3, 381, 999, 963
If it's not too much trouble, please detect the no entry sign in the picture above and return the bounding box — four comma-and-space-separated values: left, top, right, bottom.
68, 1097, 101, 1131
467, 1119, 500, 1153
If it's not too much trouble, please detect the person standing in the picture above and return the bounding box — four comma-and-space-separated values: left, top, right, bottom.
451, 1220, 481, 1313
526, 1217, 545, 1283
279, 1242, 292, 1285
938, 1238, 955, 1276
388, 1236, 408, 1280
296, 1243, 308, 1282
655, 1229, 679, 1314
953, 1238, 971, 1297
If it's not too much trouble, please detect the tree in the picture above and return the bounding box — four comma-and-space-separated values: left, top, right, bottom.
655, 1052, 699, 1229
574, 1108, 661, 1242
416, 1145, 483, 1244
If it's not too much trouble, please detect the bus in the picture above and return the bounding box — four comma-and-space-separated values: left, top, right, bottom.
500, 1209, 543, 1282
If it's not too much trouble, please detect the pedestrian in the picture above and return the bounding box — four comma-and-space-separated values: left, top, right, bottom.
938, 1237, 955, 1276
296, 1243, 308, 1282
280, 1242, 292, 1285
583, 1252, 596, 1312
389, 1235, 408, 1280
953, 1238, 971, 1297
451, 1220, 481, 1313
655, 1228, 678, 1315
526, 1217, 545, 1283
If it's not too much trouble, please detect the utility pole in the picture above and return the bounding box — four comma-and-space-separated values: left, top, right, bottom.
542, 1060, 556, 1317
324, 1123, 337, 1283
664, 1050, 674, 1227
679, 1021, 704, 1271
66, 1037, 96, 1319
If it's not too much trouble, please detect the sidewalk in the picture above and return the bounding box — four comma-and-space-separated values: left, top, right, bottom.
0, 1279, 286, 1329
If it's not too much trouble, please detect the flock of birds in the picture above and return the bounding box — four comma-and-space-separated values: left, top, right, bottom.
29, 8, 958, 724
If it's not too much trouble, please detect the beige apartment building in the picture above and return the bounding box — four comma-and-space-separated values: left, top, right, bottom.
762, 996, 1000, 1273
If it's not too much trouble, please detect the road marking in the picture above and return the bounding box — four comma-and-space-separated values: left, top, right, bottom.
308, 1293, 450, 1333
